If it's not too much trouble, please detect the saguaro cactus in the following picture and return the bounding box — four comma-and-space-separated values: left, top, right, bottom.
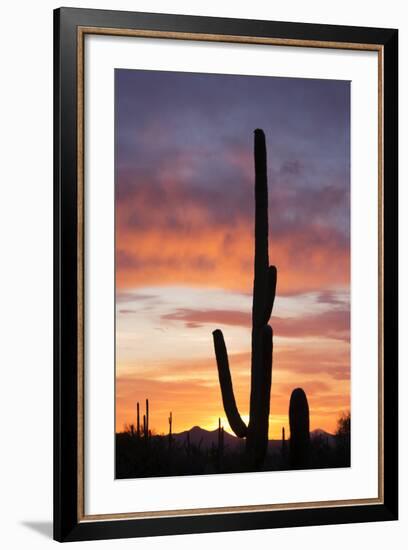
217, 418, 225, 472
136, 402, 140, 438
145, 398, 149, 438
168, 411, 173, 450
289, 388, 310, 468
218, 418, 224, 455
281, 426, 286, 459
212, 129, 277, 467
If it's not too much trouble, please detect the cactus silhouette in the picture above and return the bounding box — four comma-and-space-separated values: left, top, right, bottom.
218, 418, 224, 455
136, 402, 140, 438
281, 426, 287, 460
212, 129, 277, 467
145, 398, 149, 438
136, 399, 150, 439
289, 388, 310, 468
168, 411, 173, 450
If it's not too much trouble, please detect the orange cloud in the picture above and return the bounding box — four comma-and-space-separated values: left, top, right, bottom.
116, 222, 349, 296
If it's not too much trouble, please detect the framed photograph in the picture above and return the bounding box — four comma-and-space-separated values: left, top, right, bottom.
54, 7, 398, 542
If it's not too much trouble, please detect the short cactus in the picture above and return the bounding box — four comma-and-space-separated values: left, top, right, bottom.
289, 388, 310, 468
168, 411, 173, 450
136, 402, 140, 438
281, 426, 287, 460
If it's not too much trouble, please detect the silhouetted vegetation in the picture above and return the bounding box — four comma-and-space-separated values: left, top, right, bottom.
334, 411, 351, 467
116, 412, 351, 479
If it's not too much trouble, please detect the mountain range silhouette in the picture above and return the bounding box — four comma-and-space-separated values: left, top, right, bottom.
156, 425, 336, 451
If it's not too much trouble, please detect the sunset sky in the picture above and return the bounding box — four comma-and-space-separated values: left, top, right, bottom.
115, 69, 350, 439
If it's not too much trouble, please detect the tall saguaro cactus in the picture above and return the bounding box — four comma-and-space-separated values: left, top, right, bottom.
212, 129, 277, 467
289, 388, 310, 468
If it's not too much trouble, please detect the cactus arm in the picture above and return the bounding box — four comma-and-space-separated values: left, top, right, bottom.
261, 265, 277, 325
212, 329, 248, 438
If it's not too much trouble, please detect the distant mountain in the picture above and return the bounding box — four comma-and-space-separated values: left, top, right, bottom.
168, 426, 336, 452
171, 426, 244, 451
